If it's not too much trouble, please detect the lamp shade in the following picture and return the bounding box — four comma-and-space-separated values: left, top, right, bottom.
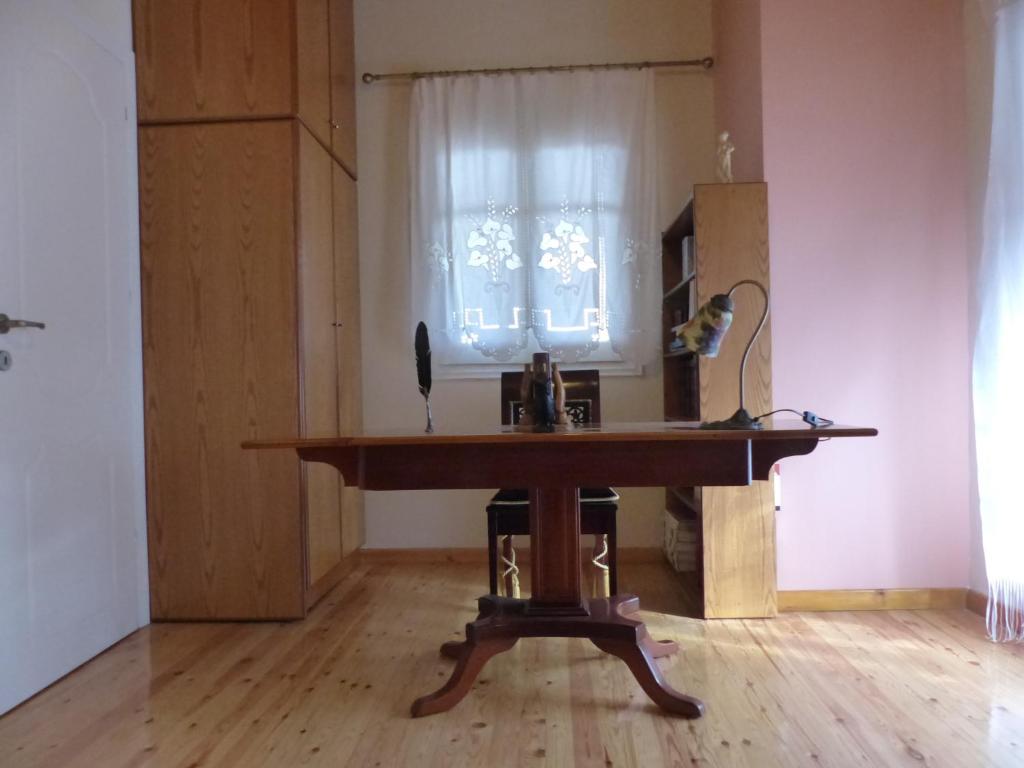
672, 294, 734, 358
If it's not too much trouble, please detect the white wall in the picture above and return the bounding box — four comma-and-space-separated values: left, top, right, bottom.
354, 0, 715, 548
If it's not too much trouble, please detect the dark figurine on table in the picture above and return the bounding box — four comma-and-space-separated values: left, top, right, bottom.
517, 352, 569, 431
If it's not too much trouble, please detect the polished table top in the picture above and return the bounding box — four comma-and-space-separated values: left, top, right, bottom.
243, 420, 877, 449
243, 420, 877, 492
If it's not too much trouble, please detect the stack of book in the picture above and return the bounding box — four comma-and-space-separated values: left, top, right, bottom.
663, 509, 698, 572
681, 235, 695, 278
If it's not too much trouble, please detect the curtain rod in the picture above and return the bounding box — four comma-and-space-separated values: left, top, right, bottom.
361, 57, 714, 84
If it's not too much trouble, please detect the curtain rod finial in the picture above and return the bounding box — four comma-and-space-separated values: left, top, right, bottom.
702, 57, 715, 70
362, 72, 376, 84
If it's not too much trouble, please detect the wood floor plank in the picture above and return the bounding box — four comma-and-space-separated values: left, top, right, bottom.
1, 563, 1022, 768
764, 612, 947, 765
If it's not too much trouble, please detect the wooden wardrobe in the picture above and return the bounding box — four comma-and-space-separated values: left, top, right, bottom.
133, 0, 362, 620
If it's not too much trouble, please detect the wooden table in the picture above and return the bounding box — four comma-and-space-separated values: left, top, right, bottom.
244, 421, 875, 718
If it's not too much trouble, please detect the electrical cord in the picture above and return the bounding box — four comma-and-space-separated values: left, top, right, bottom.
754, 408, 834, 428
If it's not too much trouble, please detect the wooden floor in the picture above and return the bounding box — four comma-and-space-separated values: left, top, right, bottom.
2, 562, 1023, 768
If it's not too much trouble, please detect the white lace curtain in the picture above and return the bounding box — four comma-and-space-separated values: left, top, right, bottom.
974, 0, 1024, 641
409, 70, 658, 365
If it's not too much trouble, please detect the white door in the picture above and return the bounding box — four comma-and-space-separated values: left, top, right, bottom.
0, 0, 148, 714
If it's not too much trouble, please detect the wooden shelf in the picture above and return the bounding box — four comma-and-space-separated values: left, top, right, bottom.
667, 486, 700, 517
661, 198, 694, 294
662, 273, 695, 302
661, 197, 694, 243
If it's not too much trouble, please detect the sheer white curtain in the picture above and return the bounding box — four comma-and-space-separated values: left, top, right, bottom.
409, 70, 658, 365
974, 0, 1024, 641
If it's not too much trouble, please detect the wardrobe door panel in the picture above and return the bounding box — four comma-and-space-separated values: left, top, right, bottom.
140, 121, 304, 619
328, 0, 357, 173
133, 0, 293, 122
296, 0, 333, 148
297, 126, 343, 585
332, 163, 364, 556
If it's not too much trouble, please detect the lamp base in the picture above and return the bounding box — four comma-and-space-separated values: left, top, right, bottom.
700, 408, 763, 431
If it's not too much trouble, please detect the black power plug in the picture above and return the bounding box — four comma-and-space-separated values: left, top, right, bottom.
753, 408, 835, 428
802, 411, 834, 428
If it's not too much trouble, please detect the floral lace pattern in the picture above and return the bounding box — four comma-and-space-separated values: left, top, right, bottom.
427, 242, 453, 278
425, 199, 654, 355
537, 203, 596, 287
622, 237, 652, 290
465, 200, 522, 289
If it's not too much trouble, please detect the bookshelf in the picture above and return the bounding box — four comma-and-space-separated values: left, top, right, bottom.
660, 183, 775, 619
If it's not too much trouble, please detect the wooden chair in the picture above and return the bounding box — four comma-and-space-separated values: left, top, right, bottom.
487, 369, 619, 598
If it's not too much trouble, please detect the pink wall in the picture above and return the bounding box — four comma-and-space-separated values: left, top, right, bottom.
712, 0, 764, 182
963, 0, 995, 594
758, 0, 971, 589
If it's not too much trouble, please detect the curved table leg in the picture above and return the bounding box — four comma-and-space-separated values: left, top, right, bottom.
609, 595, 678, 657
591, 636, 704, 718
437, 595, 505, 661
439, 640, 466, 660
617, 595, 641, 614
418, 597, 698, 717
640, 635, 680, 658
437, 637, 674, 663
411, 636, 518, 717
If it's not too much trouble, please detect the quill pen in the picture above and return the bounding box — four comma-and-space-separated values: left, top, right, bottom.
415, 321, 434, 433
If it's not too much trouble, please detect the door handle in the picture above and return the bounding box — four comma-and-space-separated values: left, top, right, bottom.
0, 313, 46, 333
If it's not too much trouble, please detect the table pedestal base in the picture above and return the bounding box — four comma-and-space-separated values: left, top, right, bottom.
411, 593, 704, 718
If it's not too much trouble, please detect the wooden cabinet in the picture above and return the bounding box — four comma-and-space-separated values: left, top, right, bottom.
662, 183, 774, 619
296, 0, 333, 148
133, 0, 357, 174
329, 0, 358, 172
133, 0, 293, 122
297, 127, 343, 589
135, 0, 362, 619
332, 164, 364, 556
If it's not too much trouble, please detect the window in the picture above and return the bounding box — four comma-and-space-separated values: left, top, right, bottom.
409, 69, 658, 371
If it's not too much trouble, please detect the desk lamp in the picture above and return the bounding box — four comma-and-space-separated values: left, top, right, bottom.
673, 279, 769, 430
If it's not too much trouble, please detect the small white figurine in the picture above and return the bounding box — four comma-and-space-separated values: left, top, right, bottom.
716, 131, 735, 183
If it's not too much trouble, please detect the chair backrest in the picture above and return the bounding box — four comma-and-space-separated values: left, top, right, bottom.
500, 369, 601, 426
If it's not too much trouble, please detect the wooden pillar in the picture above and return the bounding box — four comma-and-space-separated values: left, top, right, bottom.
527, 487, 583, 611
